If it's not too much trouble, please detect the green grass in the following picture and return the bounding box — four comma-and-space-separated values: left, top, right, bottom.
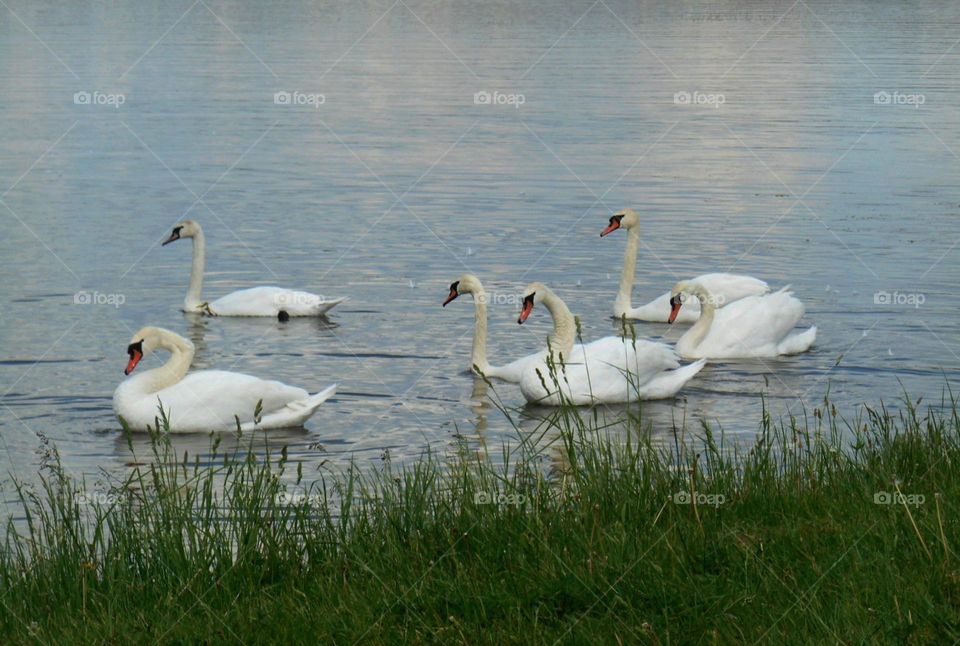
3, 390, 960, 644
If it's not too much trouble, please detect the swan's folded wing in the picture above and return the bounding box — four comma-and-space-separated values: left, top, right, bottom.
710, 292, 805, 354
161, 370, 309, 428
568, 338, 680, 401
209, 286, 343, 316
693, 273, 770, 303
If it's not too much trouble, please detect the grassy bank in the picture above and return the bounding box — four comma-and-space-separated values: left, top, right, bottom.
3, 392, 960, 644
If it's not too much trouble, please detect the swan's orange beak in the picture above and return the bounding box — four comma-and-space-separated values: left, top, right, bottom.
125, 341, 144, 375
600, 216, 622, 237
161, 231, 180, 246
442, 282, 460, 307
667, 295, 682, 324
518, 295, 535, 324
125, 350, 142, 375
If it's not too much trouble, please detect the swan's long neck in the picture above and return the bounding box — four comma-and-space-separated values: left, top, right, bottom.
137, 333, 195, 394
683, 286, 716, 350
185, 231, 206, 311
615, 227, 640, 316
541, 288, 576, 358
470, 289, 492, 375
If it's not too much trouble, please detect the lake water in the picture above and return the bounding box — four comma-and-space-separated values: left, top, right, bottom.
1, 0, 959, 509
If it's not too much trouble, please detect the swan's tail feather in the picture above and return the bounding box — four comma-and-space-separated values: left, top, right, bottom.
778, 326, 816, 355
639, 359, 707, 399
312, 297, 347, 316
254, 384, 337, 429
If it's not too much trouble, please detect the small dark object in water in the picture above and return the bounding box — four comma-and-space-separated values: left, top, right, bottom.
278, 311, 290, 322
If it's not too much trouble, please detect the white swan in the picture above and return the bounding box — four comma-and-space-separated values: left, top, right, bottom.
162, 220, 346, 319
668, 281, 817, 359
442, 274, 540, 383
601, 208, 769, 323
516, 282, 706, 405
113, 326, 337, 432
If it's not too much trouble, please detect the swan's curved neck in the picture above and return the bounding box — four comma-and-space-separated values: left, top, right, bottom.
615, 227, 640, 316
541, 288, 576, 357
683, 286, 716, 349
470, 289, 492, 375
185, 231, 206, 311
137, 333, 195, 394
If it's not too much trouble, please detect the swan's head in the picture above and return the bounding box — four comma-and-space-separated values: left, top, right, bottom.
124, 326, 164, 375
517, 282, 548, 324
600, 208, 639, 237
162, 220, 201, 246
442, 274, 483, 307
668, 281, 695, 324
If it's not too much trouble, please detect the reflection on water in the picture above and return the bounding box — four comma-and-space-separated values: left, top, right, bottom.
1, 1, 959, 513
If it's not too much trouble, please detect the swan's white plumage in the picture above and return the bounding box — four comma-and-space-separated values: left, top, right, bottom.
162, 220, 346, 317
516, 282, 705, 405
603, 209, 769, 323
520, 337, 707, 405
627, 273, 770, 323
206, 286, 347, 317
444, 274, 578, 384
673, 285, 817, 359
113, 326, 336, 432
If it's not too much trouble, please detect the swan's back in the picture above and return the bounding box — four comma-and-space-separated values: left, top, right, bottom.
700, 289, 806, 356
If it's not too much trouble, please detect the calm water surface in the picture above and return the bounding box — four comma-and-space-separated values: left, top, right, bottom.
1, 0, 958, 510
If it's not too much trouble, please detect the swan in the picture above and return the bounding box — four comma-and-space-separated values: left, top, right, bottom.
113, 326, 337, 432
162, 220, 346, 319
601, 208, 770, 323
442, 274, 540, 383
668, 281, 817, 359
516, 282, 706, 405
